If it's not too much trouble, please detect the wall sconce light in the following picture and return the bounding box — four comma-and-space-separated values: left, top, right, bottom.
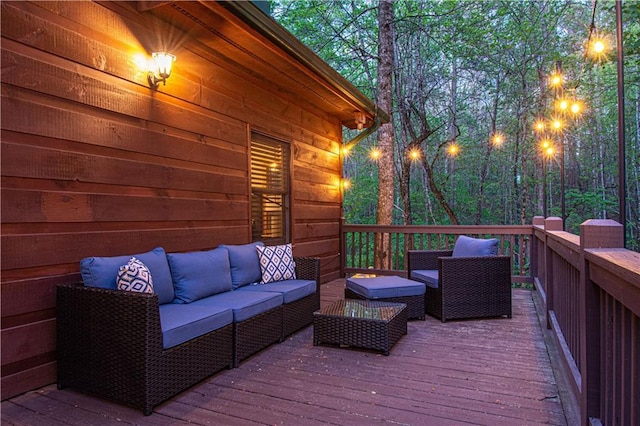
148, 52, 175, 88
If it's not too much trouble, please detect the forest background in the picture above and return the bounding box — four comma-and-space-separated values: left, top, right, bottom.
271, 0, 640, 250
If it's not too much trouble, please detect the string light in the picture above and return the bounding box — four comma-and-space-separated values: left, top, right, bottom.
408, 147, 422, 161
556, 98, 569, 113
369, 147, 381, 161
540, 139, 555, 159
540, 138, 552, 150
549, 72, 563, 88
534, 119, 546, 133
550, 116, 564, 132
586, 28, 612, 63
544, 146, 556, 159
491, 133, 505, 147
570, 99, 584, 117
447, 142, 460, 157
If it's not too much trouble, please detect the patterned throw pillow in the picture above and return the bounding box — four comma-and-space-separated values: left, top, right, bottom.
116, 257, 154, 293
256, 244, 296, 284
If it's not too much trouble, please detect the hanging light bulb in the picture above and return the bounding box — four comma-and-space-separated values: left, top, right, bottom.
555, 98, 569, 113
545, 146, 556, 159
491, 132, 505, 147
447, 142, 460, 157
534, 119, 546, 133
408, 147, 421, 161
369, 147, 381, 161
586, 29, 612, 62
549, 72, 563, 88
570, 99, 584, 117
540, 139, 555, 159
550, 116, 564, 132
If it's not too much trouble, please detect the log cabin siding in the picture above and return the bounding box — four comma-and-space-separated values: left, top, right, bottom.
1, 0, 361, 399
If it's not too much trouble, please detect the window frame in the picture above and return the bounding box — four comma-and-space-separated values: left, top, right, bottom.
250, 131, 291, 245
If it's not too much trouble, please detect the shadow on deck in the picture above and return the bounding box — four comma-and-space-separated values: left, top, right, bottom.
2, 279, 577, 425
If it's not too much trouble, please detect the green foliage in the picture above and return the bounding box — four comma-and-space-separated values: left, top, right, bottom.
273, 0, 640, 251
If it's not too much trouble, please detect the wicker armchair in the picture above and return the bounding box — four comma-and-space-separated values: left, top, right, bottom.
408, 244, 512, 322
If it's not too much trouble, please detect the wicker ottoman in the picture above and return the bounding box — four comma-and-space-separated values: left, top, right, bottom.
313, 299, 407, 355
345, 275, 426, 320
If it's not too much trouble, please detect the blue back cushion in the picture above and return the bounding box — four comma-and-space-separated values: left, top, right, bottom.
80, 247, 175, 304
167, 247, 233, 304
452, 235, 499, 257
219, 242, 263, 289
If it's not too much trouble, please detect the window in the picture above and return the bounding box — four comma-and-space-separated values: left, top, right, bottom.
251, 132, 290, 244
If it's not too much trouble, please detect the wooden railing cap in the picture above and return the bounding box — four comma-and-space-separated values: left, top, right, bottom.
544, 217, 564, 231
580, 219, 624, 249
532, 216, 545, 226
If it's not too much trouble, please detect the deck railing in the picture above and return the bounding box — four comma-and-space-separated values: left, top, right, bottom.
341, 217, 640, 425
341, 223, 533, 285
532, 217, 640, 426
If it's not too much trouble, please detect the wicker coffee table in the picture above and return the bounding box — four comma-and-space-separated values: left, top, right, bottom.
313, 299, 407, 355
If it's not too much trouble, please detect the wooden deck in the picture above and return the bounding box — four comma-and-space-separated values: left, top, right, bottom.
2, 280, 575, 425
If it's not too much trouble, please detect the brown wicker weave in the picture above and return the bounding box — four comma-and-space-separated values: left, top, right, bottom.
233, 305, 283, 367
344, 287, 425, 320
313, 299, 407, 355
56, 283, 233, 416
281, 257, 321, 339
231, 256, 320, 366
408, 250, 512, 322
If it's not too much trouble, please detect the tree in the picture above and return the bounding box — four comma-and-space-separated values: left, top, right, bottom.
272, 0, 640, 251
374, 0, 395, 268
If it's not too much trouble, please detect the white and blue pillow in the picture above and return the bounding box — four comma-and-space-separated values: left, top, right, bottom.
116, 257, 154, 293
257, 244, 296, 284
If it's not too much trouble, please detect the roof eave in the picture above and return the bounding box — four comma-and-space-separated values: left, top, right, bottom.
216, 1, 390, 128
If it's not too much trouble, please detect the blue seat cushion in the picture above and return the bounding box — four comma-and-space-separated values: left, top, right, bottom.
452, 235, 499, 257
410, 270, 440, 289
167, 247, 232, 303
219, 242, 264, 289
190, 290, 282, 323
347, 276, 426, 298
158, 304, 233, 349
80, 247, 175, 304
237, 279, 316, 304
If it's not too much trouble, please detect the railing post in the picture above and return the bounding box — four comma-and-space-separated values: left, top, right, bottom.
579, 219, 624, 425
340, 218, 346, 278
544, 217, 563, 330
531, 216, 545, 279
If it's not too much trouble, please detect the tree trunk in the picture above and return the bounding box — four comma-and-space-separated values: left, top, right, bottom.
476, 76, 501, 224
374, 0, 395, 269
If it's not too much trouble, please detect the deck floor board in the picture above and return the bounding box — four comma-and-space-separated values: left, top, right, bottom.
1, 280, 570, 425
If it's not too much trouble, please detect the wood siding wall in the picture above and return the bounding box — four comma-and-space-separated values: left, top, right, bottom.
1, 0, 344, 399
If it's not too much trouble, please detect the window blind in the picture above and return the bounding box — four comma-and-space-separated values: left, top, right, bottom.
251, 133, 290, 243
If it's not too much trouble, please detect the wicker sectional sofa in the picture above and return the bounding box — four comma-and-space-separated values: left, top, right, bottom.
57, 242, 320, 415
